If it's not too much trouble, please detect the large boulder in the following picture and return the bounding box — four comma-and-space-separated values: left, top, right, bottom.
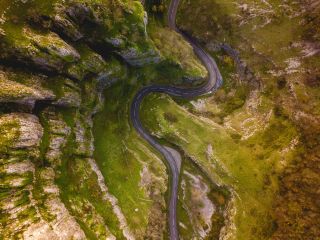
0, 70, 55, 108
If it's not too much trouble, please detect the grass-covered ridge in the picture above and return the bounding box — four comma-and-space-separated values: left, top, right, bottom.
149, 24, 207, 84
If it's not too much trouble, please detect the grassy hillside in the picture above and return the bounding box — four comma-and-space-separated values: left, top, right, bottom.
140, 0, 320, 239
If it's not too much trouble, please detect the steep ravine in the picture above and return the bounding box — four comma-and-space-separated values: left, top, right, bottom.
0, 0, 216, 239
1, 0, 319, 239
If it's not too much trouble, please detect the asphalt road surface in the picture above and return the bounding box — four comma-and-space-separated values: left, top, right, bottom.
130, 0, 223, 239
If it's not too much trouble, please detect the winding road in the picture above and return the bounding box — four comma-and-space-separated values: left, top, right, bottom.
130, 0, 223, 239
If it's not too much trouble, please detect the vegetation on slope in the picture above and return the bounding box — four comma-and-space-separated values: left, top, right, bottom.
0, 0, 212, 239
2, 0, 317, 239
140, 0, 320, 239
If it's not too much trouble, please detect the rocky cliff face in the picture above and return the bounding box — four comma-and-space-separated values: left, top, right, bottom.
0, 0, 206, 239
